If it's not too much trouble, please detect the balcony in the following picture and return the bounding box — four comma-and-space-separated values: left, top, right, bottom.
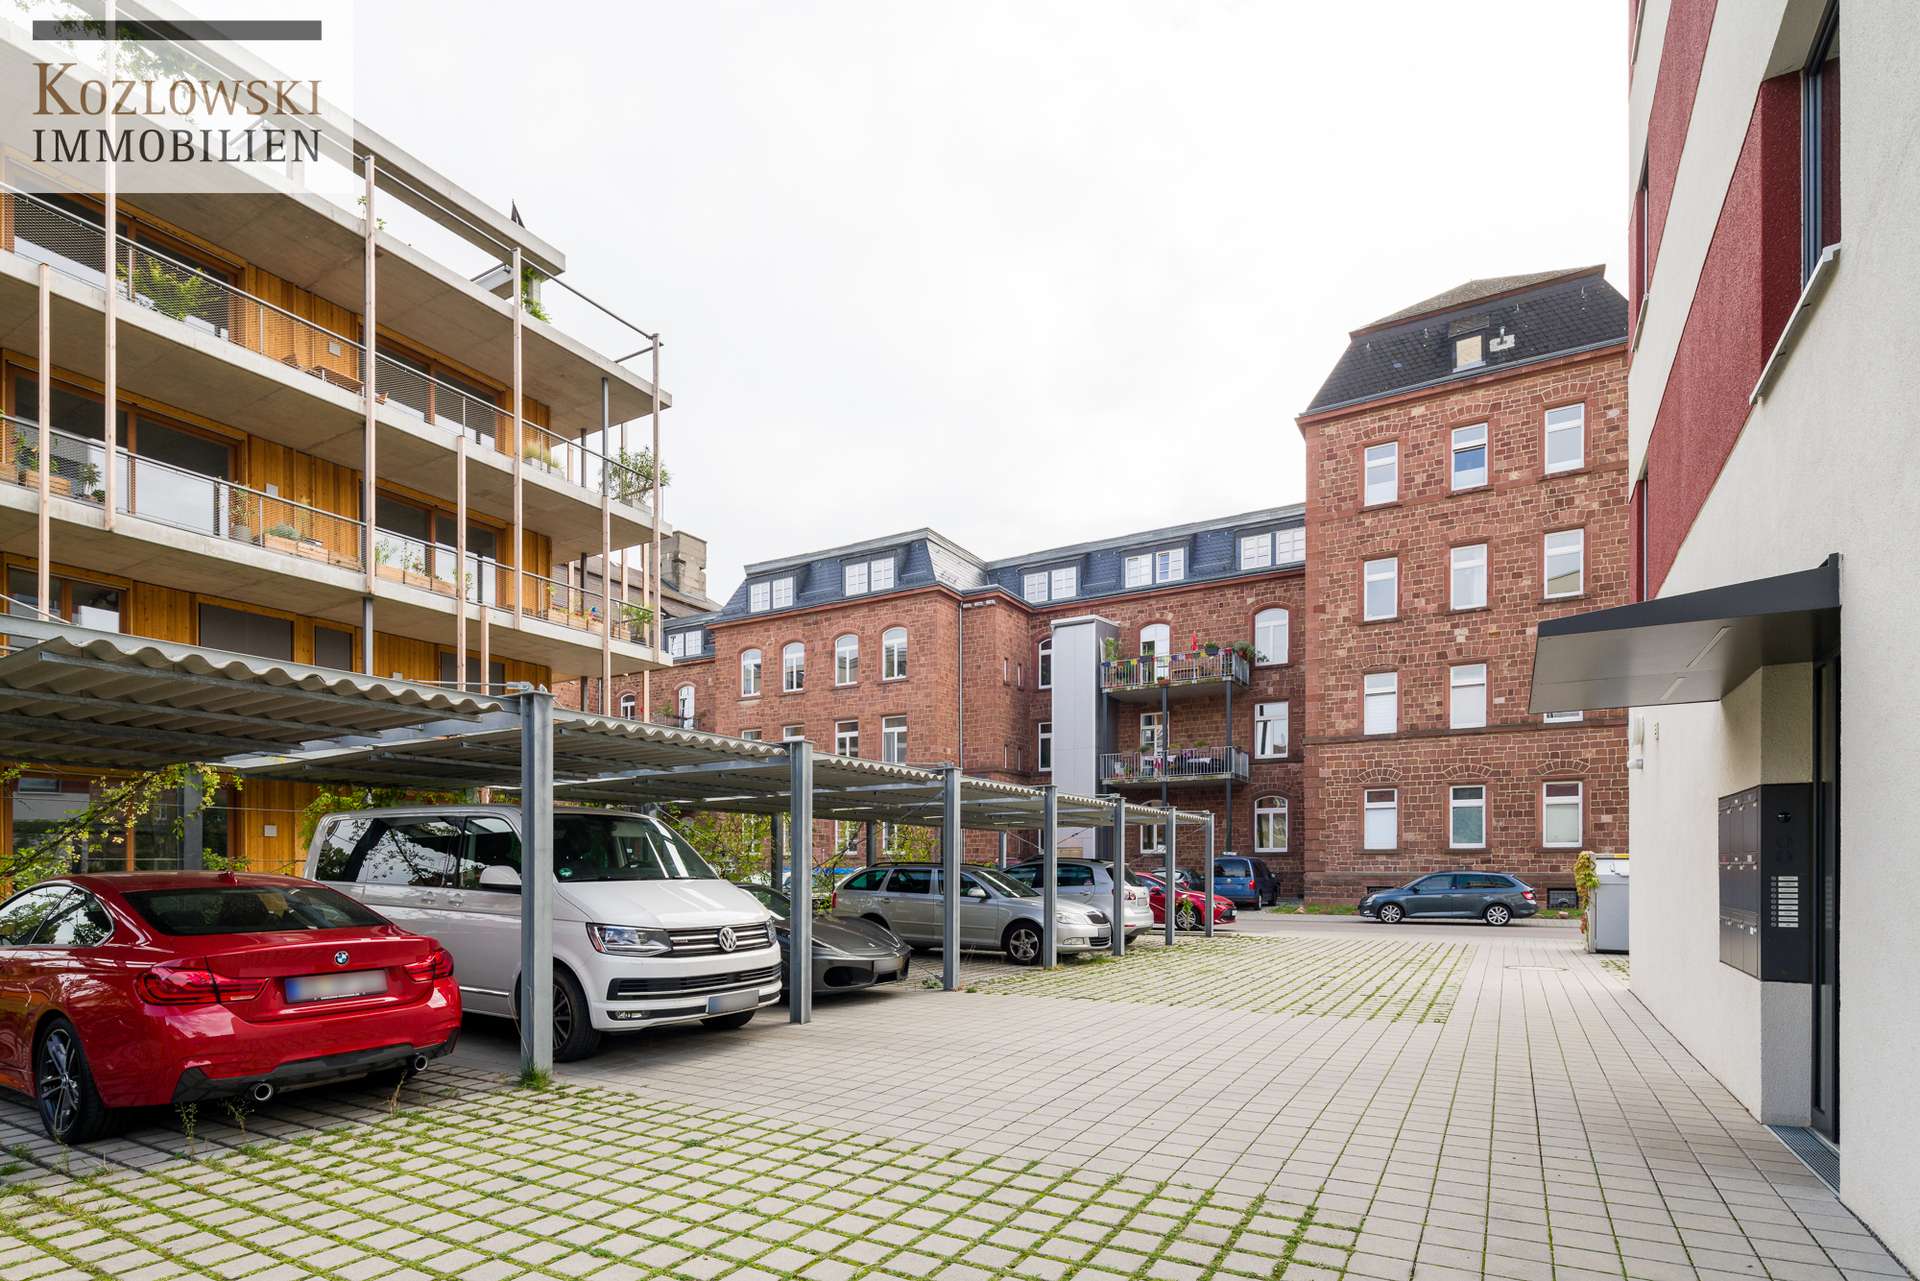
0, 187, 660, 561
1100, 746, 1250, 788
1100, 648, 1251, 703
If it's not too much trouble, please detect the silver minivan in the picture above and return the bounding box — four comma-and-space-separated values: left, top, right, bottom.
830, 862, 1107, 964
305, 805, 781, 1060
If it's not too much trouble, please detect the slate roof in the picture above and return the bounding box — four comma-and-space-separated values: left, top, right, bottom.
1304, 266, 1628, 415
663, 505, 1306, 655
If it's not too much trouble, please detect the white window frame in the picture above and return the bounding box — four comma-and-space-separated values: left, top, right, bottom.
1363, 789, 1398, 851
834, 633, 859, 686
1049, 566, 1076, 600
1273, 527, 1305, 565
1450, 423, 1489, 490
781, 641, 805, 693
1543, 781, 1584, 848
618, 692, 636, 719
1254, 608, 1289, 666
1140, 819, 1167, 855
1544, 529, 1585, 599
1364, 442, 1398, 506
1037, 721, 1052, 773
1449, 785, 1487, 850
881, 627, 908, 681
881, 715, 908, 764
871, 558, 895, 592
1254, 796, 1288, 853
1139, 711, 1165, 753
771, 577, 795, 609
1363, 671, 1397, 736
1544, 404, 1585, 474
1451, 543, 1488, 611
748, 582, 770, 613
1363, 557, 1398, 621
844, 561, 869, 596
666, 631, 687, 659
1023, 571, 1049, 604
740, 729, 762, 741
1036, 638, 1052, 690
740, 648, 762, 697
782, 724, 804, 742
676, 683, 695, 722
1544, 709, 1585, 724
1449, 663, 1487, 730
1239, 533, 1272, 570
834, 719, 859, 757
1154, 548, 1185, 583
1124, 555, 1150, 589
1254, 701, 1289, 759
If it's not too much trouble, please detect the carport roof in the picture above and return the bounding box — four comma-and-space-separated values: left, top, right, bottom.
0, 616, 498, 770
235, 711, 1207, 832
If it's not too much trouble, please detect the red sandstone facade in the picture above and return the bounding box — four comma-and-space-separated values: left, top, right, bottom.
1296, 340, 1631, 902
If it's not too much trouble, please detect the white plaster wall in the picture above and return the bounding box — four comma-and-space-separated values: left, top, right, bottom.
1630, 2, 1920, 1261
1047, 617, 1116, 857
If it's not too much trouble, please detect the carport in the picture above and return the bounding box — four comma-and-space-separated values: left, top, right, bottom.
2, 614, 1217, 1080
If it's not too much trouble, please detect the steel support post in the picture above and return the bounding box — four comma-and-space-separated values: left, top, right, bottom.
1224, 675, 1233, 854
770, 814, 785, 892
360, 155, 378, 675
941, 765, 961, 991
997, 831, 1007, 870
1041, 785, 1059, 969
599, 377, 612, 708
103, 147, 116, 531
788, 741, 814, 1024
511, 246, 525, 625
1203, 815, 1216, 938
455, 431, 468, 690
35, 265, 49, 617
1164, 811, 1177, 946
864, 820, 877, 867
180, 774, 204, 872
1110, 795, 1127, 956
651, 342, 663, 654
518, 687, 555, 1076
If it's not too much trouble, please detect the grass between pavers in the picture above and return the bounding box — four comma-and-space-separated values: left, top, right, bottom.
964, 933, 1467, 1023
0, 1072, 1361, 1281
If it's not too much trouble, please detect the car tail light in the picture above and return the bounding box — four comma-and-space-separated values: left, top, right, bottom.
1522, 890, 1536, 901
137, 959, 265, 1005
404, 947, 456, 983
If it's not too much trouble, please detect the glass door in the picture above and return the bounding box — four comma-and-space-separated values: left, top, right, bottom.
1810, 656, 1841, 1142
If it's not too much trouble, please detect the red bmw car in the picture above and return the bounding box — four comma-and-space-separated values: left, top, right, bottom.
1136, 871, 1235, 930
0, 872, 461, 1143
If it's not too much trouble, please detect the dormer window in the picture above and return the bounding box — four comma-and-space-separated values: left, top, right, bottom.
843, 556, 896, 596
748, 576, 795, 613
1453, 332, 1484, 370
1022, 565, 1077, 604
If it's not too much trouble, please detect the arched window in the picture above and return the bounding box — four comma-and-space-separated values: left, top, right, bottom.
1036, 637, 1052, 689
834, 633, 859, 685
1139, 623, 1170, 680
1254, 608, 1289, 666
676, 684, 695, 724
782, 641, 806, 692
1255, 796, 1288, 853
740, 648, 762, 697
618, 692, 637, 719
882, 627, 908, 681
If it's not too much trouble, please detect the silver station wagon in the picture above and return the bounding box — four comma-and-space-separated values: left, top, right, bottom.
830, 862, 1107, 965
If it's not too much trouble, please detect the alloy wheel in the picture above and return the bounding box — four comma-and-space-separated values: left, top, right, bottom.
37, 1029, 79, 1139
552, 978, 575, 1046
1379, 904, 1404, 924
1008, 927, 1039, 963
1485, 904, 1512, 926
1176, 904, 1199, 930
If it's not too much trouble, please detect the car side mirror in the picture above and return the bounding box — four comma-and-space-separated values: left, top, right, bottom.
477, 864, 522, 892
963, 886, 987, 901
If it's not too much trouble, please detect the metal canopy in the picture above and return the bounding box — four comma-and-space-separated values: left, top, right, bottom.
0, 616, 498, 768
1529, 556, 1841, 713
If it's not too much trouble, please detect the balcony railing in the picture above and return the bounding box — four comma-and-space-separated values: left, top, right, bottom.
3, 187, 653, 510
3, 416, 363, 569
1100, 745, 1250, 787
1101, 648, 1250, 695
368, 529, 649, 645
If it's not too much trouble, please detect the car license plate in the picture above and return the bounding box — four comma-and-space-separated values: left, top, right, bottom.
707, 989, 757, 1015
286, 970, 386, 1003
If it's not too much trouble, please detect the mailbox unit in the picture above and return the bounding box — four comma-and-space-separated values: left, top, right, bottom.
1717, 783, 1812, 983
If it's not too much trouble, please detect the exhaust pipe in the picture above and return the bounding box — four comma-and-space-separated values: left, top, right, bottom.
249, 1081, 274, 1103
409, 1054, 430, 1074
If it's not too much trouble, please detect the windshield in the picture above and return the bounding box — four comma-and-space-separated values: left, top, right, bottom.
968, 867, 1037, 899
125, 884, 385, 936
553, 814, 719, 883
741, 884, 792, 919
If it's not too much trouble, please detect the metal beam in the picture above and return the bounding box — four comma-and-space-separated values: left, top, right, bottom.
600, 376, 613, 710
1164, 803, 1177, 947
13, 652, 484, 724
1041, 784, 1058, 969
788, 739, 813, 1024
651, 340, 663, 654
362, 154, 377, 597
518, 688, 554, 1076
940, 764, 961, 991
1110, 794, 1127, 957
1203, 814, 1216, 939
181, 774, 204, 871
455, 424, 468, 692
35, 263, 50, 622
511, 245, 524, 625
103, 149, 117, 532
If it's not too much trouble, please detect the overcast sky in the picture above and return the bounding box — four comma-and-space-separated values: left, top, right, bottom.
348, 2, 1626, 601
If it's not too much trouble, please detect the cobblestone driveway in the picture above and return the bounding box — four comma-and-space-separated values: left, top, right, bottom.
0, 924, 1908, 1281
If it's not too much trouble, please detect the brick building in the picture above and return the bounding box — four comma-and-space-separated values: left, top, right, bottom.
597, 514, 1309, 888
1296, 266, 1631, 903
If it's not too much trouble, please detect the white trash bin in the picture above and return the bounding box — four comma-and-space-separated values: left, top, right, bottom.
1586, 856, 1630, 953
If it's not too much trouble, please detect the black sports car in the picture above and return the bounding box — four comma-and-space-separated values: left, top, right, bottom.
733, 884, 913, 993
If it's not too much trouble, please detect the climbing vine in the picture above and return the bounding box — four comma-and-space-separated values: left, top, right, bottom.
0, 762, 234, 889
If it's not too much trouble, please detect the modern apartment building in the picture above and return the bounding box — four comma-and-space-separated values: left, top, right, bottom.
605, 511, 1308, 882
1527, 0, 1912, 1261
1, 119, 673, 872
1297, 267, 1631, 903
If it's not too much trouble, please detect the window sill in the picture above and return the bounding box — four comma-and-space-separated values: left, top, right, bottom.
1752, 243, 1840, 405
1362, 499, 1401, 512
881, 675, 908, 683
1449, 482, 1489, 496
1541, 464, 1587, 481
1449, 604, 1491, 616
1360, 615, 1399, 626
1541, 593, 1587, 606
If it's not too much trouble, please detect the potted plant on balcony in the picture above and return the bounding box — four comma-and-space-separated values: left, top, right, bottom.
402, 553, 433, 590
264, 522, 302, 556
12, 437, 37, 486
373, 542, 405, 583
1201, 640, 1220, 657
226, 488, 252, 542
618, 601, 654, 639
1230, 640, 1256, 664
522, 439, 558, 473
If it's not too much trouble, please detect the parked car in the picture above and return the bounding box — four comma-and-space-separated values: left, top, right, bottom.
1358, 872, 1539, 925
1135, 871, 1235, 930
830, 863, 1108, 964
0, 872, 461, 1144
1000, 858, 1154, 940
306, 805, 781, 1061
734, 883, 912, 994
1213, 856, 1279, 909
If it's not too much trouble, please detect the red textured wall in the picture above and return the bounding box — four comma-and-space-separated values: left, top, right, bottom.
1643, 74, 1802, 593
1640, 0, 1718, 288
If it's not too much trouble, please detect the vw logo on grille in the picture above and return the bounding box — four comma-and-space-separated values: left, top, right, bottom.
333, 950, 350, 966
716, 926, 737, 953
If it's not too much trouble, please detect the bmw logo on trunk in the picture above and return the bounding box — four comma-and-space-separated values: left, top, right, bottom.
333, 950, 350, 966
716, 926, 737, 953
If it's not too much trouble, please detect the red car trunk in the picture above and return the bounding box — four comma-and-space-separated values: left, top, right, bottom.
195, 929, 440, 1023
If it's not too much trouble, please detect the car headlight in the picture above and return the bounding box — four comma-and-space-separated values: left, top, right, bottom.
1055, 912, 1087, 927
586, 924, 672, 956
